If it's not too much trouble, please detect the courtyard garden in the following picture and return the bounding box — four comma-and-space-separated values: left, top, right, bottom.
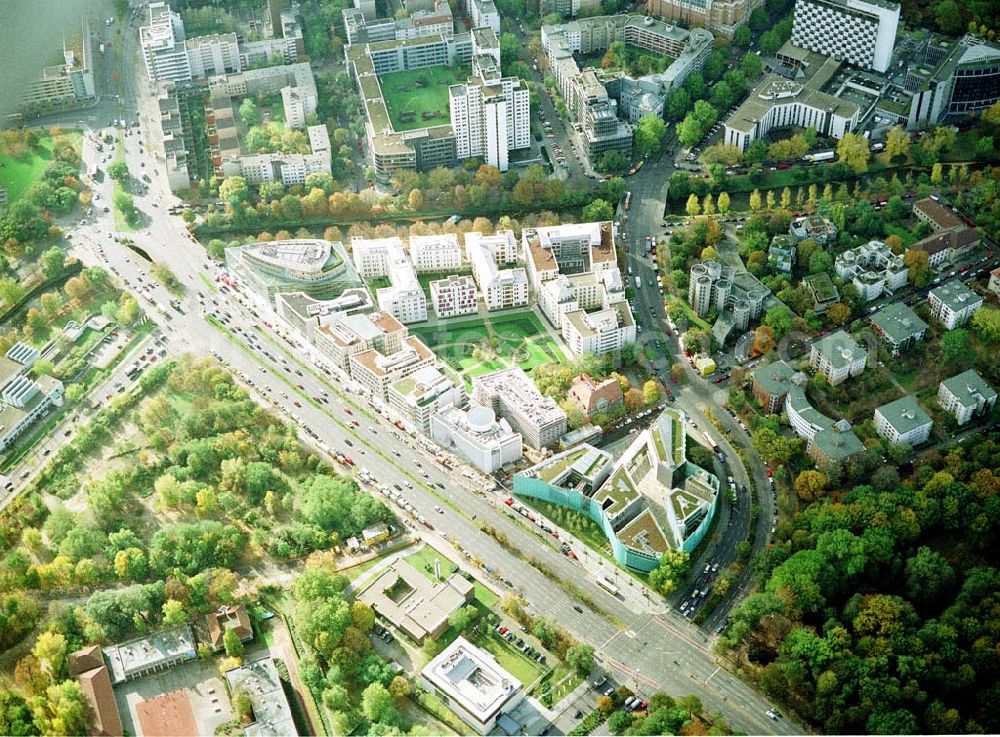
410, 310, 566, 385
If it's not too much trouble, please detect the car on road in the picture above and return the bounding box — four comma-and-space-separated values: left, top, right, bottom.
434, 505, 444, 514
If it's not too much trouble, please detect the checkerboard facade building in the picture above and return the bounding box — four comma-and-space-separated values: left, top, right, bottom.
791, 0, 899, 72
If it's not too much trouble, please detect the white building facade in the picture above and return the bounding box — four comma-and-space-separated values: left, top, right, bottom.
430, 275, 478, 318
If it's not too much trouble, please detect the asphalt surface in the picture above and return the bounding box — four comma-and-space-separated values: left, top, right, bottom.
0, 24, 809, 735
618, 148, 779, 630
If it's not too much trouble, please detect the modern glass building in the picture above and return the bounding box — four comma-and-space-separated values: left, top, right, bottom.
513, 408, 719, 572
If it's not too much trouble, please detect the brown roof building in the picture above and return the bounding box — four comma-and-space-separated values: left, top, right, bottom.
906, 227, 980, 269
205, 604, 253, 652
69, 644, 105, 676
135, 690, 199, 737
567, 373, 624, 416
69, 646, 123, 737
913, 198, 964, 232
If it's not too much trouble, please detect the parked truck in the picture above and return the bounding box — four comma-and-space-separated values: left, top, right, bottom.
803, 151, 835, 163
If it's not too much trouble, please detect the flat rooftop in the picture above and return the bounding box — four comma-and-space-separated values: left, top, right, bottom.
422, 637, 522, 723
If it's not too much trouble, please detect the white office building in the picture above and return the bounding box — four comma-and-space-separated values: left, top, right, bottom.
874, 396, 932, 446
431, 405, 522, 473
466, 231, 528, 311
791, 0, 899, 72
388, 365, 466, 434
430, 275, 478, 318
419, 637, 524, 734
472, 368, 567, 449
349, 335, 436, 401
937, 369, 997, 426
0, 343, 65, 454
928, 280, 983, 330
410, 234, 463, 273
140, 2, 192, 82
834, 240, 908, 302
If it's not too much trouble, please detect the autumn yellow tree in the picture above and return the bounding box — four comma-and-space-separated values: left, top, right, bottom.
794, 469, 828, 500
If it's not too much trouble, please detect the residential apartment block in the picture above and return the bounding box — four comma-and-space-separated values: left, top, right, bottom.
789, 214, 838, 245
430, 275, 478, 318
809, 330, 867, 385
834, 240, 908, 302
646, 0, 762, 38
751, 360, 795, 414
388, 365, 466, 434
928, 279, 983, 330
523, 222, 630, 343
140, 2, 192, 82
874, 395, 932, 446
430, 405, 523, 473
352, 237, 428, 324
913, 197, 964, 231
409, 234, 463, 273
347, 28, 530, 181
768, 235, 797, 273
790, 0, 899, 72
450, 51, 531, 171
870, 302, 928, 356
688, 259, 771, 342
466, 231, 529, 311
471, 368, 567, 449
785, 384, 865, 464
937, 369, 997, 425
562, 306, 636, 359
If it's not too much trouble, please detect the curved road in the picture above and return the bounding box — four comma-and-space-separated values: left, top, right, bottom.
622, 150, 778, 629
11, 33, 805, 735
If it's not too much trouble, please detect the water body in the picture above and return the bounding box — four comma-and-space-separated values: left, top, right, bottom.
0, 0, 114, 119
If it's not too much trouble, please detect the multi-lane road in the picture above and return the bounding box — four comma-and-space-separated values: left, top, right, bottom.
0, 22, 809, 733
49, 105, 799, 736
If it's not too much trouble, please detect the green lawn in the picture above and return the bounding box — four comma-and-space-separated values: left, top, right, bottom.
884, 223, 917, 247
477, 631, 546, 686
417, 269, 473, 299
404, 547, 498, 608
0, 134, 75, 203
379, 65, 470, 132
519, 495, 613, 560
410, 311, 565, 385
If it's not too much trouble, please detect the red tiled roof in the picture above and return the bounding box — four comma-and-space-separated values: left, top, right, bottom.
136, 690, 198, 737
